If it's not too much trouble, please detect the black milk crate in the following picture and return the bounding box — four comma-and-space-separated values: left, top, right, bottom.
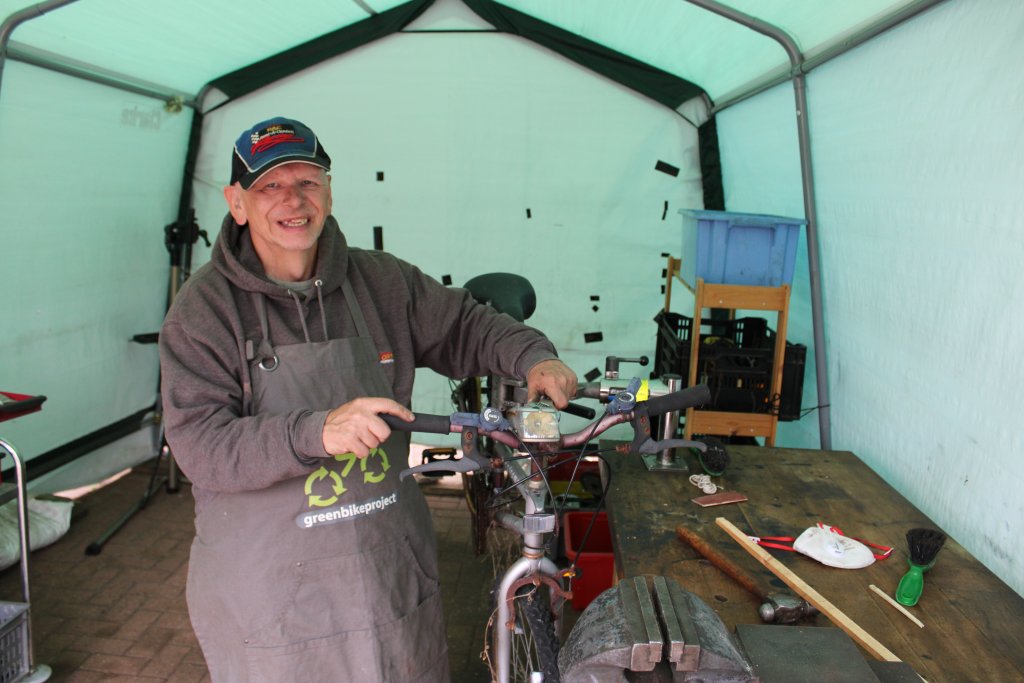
652, 311, 805, 421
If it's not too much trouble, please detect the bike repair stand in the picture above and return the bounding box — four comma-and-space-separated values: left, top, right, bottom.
641, 373, 689, 473
602, 356, 689, 474
0, 392, 52, 682
84, 212, 208, 556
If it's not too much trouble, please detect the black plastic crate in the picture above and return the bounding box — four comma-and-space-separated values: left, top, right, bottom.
652, 311, 805, 421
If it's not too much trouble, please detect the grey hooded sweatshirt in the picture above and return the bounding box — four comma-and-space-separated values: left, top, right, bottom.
159, 214, 557, 510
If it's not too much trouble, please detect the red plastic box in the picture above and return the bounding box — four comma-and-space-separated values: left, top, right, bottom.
563, 511, 615, 610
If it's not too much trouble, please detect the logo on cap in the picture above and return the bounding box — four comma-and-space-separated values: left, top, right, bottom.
250, 124, 305, 155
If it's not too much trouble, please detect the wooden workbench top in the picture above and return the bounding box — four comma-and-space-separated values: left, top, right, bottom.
602, 444, 1024, 683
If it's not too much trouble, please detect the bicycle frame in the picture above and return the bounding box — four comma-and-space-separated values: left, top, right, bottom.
394, 378, 711, 683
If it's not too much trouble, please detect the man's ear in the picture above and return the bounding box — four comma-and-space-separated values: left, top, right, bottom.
223, 184, 247, 224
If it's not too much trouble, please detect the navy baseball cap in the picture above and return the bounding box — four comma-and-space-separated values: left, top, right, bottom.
230, 116, 332, 189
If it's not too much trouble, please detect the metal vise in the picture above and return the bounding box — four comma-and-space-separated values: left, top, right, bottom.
559, 575, 757, 682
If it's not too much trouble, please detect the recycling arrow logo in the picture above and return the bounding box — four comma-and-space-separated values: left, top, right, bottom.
304, 466, 346, 507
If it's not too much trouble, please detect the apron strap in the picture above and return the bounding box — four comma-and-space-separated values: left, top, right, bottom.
342, 280, 372, 340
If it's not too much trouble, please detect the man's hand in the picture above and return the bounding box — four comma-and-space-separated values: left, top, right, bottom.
526, 359, 578, 409
322, 397, 413, 458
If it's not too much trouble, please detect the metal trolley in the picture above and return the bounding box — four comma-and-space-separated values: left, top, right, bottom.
0, 392, 52, 683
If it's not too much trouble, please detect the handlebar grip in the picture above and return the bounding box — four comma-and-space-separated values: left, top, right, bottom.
644, 384, 711, 415
381, 413, 452, 434
562, 401, 597, 420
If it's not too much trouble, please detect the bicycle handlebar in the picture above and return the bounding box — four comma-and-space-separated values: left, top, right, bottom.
381, 413, 452, 434
646, 385, 710, 415
388, 383, 711, 479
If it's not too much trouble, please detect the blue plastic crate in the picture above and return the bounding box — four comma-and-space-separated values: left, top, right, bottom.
679, 209, 805, 287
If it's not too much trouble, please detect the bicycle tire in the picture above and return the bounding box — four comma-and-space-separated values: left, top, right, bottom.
463, 469, 493, 556
492, 580, 562, 683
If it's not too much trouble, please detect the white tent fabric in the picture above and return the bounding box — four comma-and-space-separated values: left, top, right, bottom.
2, 0, 1023, 598
718, 0, 1024, 592
0, 58, 189, 453
189, 21, 703, 428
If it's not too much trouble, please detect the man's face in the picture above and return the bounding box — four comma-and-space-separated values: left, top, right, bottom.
224, 162, 332, 276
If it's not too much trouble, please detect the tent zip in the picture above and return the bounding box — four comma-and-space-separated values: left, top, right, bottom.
684, 0, 835, 449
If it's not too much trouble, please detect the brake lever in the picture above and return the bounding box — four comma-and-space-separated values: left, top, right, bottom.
399, 425, 493, 481
624, 402, 707, 455
400, 457, 483, 480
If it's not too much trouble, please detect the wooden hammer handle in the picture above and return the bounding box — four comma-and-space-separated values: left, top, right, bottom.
676, 526, 767, 601
716, 517, 902, 663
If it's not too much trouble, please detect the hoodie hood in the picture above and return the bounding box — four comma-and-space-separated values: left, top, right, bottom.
210, 213, 350, 297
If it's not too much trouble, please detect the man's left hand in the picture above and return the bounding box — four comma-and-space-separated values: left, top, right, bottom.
526, 359, 578, 409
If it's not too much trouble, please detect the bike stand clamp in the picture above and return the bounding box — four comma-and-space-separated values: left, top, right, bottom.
641, 450, 690, 474
640, 374, 690, 474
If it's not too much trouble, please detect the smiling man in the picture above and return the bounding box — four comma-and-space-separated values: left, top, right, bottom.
158, 117, 576, 682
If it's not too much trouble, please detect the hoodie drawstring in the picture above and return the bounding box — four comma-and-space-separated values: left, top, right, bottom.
289, 290, 312, 344
314, 279, 329, 340
253, 281, 331, 372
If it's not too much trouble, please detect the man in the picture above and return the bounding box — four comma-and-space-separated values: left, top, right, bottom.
159, 116, 577, 682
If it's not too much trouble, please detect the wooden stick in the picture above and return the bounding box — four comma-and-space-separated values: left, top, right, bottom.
715, 517, 902, 662
869, 584, 925, 628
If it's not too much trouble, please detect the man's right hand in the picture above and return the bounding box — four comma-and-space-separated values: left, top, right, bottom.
322, 397, 414, 458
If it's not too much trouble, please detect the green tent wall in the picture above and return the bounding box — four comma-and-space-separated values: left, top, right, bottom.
2, 0, 1022, 599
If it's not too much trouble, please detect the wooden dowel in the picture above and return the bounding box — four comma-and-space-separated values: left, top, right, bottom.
869, 584, 925, 628
715, 517, 902, 663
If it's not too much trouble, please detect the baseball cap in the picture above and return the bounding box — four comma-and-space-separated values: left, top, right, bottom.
230, 116, 332, 189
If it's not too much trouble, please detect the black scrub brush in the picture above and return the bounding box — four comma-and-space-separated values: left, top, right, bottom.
696, 437, 730, 476
895, 527, 946, 606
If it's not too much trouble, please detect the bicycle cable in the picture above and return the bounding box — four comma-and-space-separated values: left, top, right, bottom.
563, 453, 614, 580
486, 428, 556, 508
552, 414, 603, 518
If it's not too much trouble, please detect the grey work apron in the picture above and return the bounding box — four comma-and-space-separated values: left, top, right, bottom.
186, 282, 450, 683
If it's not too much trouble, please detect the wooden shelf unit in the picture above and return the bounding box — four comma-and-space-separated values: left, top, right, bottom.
683, 278, 791, 446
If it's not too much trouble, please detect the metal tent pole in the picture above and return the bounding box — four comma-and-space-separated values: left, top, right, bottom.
0, 0, 80, 95
684, 0, 833, 449
1, 0, 196, 107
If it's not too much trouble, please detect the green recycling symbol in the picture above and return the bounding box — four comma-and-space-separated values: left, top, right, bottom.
334, 448, 391, 484
304, 466, 346, 507
304, 448, 392, 508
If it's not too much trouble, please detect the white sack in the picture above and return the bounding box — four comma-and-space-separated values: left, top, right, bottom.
0, 497, 74, 571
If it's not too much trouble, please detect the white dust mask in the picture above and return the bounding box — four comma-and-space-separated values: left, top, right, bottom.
792, 525, 876, 569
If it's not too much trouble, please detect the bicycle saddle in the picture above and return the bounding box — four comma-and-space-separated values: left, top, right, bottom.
463, 272, 536, 322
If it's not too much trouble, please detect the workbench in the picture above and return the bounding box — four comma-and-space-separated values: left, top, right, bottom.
602, 444, 1024, 683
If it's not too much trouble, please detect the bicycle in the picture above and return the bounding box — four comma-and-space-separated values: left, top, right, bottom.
389, 377, 711, 682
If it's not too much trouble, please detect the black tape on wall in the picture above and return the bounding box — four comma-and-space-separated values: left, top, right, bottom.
655, 160, 680, 177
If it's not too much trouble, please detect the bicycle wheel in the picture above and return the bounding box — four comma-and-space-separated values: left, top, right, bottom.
491, 580, 562, 683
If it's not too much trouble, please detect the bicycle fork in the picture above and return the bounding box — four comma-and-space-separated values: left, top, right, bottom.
494, 507, 568, 683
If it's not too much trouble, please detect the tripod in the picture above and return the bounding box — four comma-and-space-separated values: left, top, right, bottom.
85, 212, 208, 555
